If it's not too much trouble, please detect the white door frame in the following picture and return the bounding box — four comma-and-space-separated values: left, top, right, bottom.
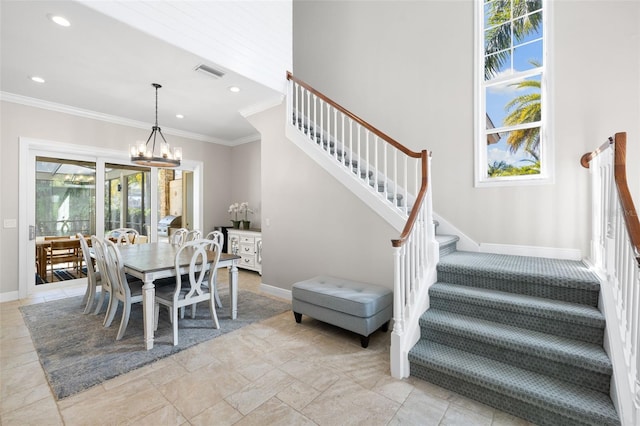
18, 137, 203, 298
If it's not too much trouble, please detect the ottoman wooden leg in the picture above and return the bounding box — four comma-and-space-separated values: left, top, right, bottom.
381, 320, 390, 332
360, 335, 370, 348
293, 311, 302, 323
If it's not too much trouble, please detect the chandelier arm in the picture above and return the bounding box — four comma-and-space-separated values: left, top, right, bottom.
157, 128, 168, 145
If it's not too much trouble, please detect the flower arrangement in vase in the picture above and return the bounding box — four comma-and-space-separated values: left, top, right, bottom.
228, 202, 240, 228
239, 202, 254, 229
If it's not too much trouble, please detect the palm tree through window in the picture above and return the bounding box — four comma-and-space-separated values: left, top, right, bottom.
478, 0, 547, 182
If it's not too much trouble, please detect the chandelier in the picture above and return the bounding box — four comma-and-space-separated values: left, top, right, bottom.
130, 83, 181, 168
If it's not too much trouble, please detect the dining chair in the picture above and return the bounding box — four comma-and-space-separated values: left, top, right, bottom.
47, 238, 82, 280
154, 239, 221, 346
107, 228, 139, 246
204, 230, 225, 308
102, 239, 144, 340
170, 228, 188, 246
185, 229, 201, 243
90, 236, 117, 322
77, 233, 102, 314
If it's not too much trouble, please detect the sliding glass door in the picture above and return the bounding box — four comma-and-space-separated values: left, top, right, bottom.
105, 164, 151, 237
36, 157, 96, 238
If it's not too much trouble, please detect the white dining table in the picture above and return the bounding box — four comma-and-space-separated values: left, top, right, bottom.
116, 242, 240, 350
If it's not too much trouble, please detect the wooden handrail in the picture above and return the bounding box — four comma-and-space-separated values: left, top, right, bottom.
580, 136, 614, 168
391, 150, 430, 248
582, 132, 640, 264
287, 72, 422, 159
612, 133, 640, 264
287, 72, 431, 249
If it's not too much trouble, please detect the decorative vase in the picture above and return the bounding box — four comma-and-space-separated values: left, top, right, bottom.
231, 220, 241, 229
242, 220, 251, 230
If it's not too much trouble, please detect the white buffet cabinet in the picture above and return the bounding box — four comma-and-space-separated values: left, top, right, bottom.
227, 229, 262, 274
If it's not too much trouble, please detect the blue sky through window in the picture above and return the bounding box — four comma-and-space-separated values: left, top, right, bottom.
483, 0, 543, 173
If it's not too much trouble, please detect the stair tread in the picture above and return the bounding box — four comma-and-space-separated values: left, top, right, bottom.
409, 340, 619, 425
435, 234, 459, 244
420, 309, 611, 373
430, 282, 605, 327
438, 251, 600, 290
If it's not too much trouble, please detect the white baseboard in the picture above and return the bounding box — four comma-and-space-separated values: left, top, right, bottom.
432, 212, 583, 261
0, 291, 19, 303
433, 212, 479, 252
259, 282, 292, 301
478, 243, 582, 261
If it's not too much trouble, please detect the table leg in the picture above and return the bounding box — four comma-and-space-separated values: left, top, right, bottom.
142, 278, 155, 350
37, 245, 47, 279
229, 262, 238, 319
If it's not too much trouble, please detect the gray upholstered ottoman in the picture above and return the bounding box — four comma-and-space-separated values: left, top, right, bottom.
292, 275, 393, 348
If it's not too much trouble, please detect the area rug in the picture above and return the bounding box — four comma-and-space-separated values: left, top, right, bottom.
20, 289, 291, 400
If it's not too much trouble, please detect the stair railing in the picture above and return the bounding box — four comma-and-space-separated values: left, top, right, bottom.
581, 131, 640, 424
287, 72, 423, 221
286, 72, 438, 378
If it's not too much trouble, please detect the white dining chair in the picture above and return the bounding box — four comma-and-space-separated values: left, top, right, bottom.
102, 239, 144, 340
204, 230, 225, 308
170, 228, 188, 246
185, 229, 201, 243
90, 236, 117, 322
78, 233, 102, 314
154, 239, 221, 345
107, 228, 139, 246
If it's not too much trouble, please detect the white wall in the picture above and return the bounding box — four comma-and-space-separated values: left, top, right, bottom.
247, 103, 398, 291
0, 101, 235, 295
292, 0, 640, 257
229, 140, 262, 229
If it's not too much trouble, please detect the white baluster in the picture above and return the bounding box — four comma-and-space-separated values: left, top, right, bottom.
349, 118, 353, 172
341, 114, 345, 166
374, 135, 379, 195
394, 149, 398, 211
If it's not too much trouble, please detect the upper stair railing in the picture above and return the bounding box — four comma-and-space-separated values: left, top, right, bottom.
286, 72, 438, 378
581, 131, 640, 425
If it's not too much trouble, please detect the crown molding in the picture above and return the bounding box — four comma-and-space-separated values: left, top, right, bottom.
232, 133, 261, 145
0, 91, 234, 145
239, 94, 284, 118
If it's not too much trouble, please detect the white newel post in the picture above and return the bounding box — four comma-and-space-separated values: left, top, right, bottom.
634, 266, 640, 425
391, 245, 406, 379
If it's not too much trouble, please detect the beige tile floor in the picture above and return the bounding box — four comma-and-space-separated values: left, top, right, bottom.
0, 271, 534, 426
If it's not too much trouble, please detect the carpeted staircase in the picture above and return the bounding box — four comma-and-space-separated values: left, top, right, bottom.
409, 237, 620, 426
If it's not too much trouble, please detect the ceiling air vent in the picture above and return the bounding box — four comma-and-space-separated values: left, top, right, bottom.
194, 64, 225, 79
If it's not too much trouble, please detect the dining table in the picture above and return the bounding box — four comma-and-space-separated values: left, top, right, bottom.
35, 237, 84, 279
115, 242, 240, 350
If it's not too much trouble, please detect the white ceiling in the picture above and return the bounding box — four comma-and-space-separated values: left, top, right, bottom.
0, 0, 285, 145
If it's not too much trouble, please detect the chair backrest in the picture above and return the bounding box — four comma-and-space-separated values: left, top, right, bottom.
49, 239, 81, 263
170, 228, 189, 246
185, 229, 201, 243
204, 230, 224, 248
91, 236, 111, 293
174, 239, 222, 300
77, 233, 96, 280
199, 238, 222, 290
107, 228, 139, 246
103, 239, 132, 301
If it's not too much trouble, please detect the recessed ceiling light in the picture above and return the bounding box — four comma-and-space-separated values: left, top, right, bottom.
30, 76, 45, 84
176, 114, 184, 119
229, 86, 241, 93
48, 14, 71, 27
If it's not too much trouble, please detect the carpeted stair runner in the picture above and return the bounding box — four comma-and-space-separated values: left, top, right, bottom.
409, 244, 620, 425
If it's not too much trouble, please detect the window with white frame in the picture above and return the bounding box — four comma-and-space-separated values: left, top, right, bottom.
476, 0, 549, 185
